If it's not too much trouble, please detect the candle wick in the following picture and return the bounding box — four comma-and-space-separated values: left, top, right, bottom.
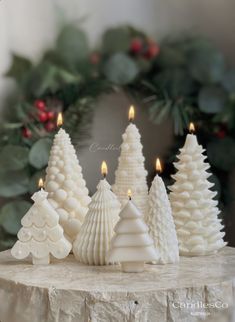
129, 196, 131, 201
103, 174, 106, 179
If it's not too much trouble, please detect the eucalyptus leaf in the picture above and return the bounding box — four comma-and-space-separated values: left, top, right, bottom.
207, 137, 235, 171
102, 27, 131, 54
0, 201, 31, 235
56, 25, 89, 67
103, 53, 138, 85
29, 138, 52, 169
0, 145, 29, 171
198, 86, 227, 114
221, 69, 235, 93
189, 48, 225, 84
0, 170, 30, 197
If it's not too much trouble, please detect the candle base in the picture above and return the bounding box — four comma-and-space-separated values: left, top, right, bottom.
121, 262, 144, 273
32, 255, 50, 265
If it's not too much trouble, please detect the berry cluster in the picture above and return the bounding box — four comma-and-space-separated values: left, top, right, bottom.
22, 99, 57, 139
130, 38, 160, 60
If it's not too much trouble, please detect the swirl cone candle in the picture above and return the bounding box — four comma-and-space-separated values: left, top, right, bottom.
146, 159, 179, 264
44, 113, 91, 242
107, 190, 158, 273
113, 106, 148, 214
73, 162, 120, 265
169, 123, 227, 256
11, 181, 71, 265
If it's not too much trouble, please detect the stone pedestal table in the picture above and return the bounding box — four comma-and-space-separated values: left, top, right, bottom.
0, 247, 235, 322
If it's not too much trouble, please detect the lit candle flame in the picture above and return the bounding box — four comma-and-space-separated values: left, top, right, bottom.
38, 178, 44, 189
127, 189, 132, 200
101, 161, 108, 178
128, 105, 135, 122
57, 112, 63, 127
189, 122, 195, 133
156, 158, 162, 174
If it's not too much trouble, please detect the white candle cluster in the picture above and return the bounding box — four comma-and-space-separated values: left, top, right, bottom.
146, 174, 179, 264
112, 123, 148, 214
107, 199, 158, 272
44, 128, 91, 241
11, 190, 71, 265
169, 134, 227, 256
73, 179, 120, 265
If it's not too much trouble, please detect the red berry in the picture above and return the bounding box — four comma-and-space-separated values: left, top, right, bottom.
38, 111, 48, 123
34, 99, 46, 111
90, 52, 100, 65
45, 122, 56, 132
216, 130, 226, 139
130, 38, 143, 54
47, 111, 55, 120
143, 41, 160, 59
22, 127, 32, 138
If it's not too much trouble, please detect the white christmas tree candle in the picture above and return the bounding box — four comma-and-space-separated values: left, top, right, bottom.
44, 113, 91, 242
169, 123, 227, 256
73, 161, 120, 265
11, 181, 71, 265
113, 106, 148, 214
146, 158, 179, 264
107, 190, 158, 273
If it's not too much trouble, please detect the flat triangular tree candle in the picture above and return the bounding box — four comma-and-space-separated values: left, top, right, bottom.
11, 189, 71, 265
113, 106, 148, 214
45, 126, 91, 241
169, 125, 227, 256
107, 193, 158, 272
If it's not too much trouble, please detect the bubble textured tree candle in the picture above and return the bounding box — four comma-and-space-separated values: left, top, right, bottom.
169, 123, 226, 256
146, 159, 179, 264
73, 162, 120, 265
45, 114, 91, 242
107, 190, 158, 272
11, 189, 71, 265
113, 106, 148, 214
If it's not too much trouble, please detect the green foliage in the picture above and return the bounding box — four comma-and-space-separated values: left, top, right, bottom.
103, 53, 139, 85
29, 138, 52, 169
207, 137, 235, 171
5, 54, 32, 84
198, 86, 227, 113
102, 27, 131, 54
0, 169, 29, 197
0, 201, 31, 234
56, 25, 89, 68
0, 145, 29, 170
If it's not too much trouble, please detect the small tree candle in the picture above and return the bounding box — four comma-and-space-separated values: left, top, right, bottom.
11, 180, 71, 265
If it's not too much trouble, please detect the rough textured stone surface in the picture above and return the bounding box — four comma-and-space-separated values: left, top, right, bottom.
0, 247, 234, 322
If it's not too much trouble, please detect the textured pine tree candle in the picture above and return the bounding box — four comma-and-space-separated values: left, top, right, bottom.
146, 159, 179, 264
112, 106, 148, 214
45, 123, 91, 242
169, 126, 226, 256
73, 162, 120, 265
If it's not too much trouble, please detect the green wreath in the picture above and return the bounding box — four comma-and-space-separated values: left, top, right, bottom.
0, 25, 234, 249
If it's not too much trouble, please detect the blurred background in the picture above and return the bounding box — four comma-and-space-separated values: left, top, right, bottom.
0, 0, 235, 249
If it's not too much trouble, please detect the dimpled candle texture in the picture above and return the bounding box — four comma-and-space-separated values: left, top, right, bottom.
73, 179, 120, 265
107, 200, 158, 272
112, 123, 148, 214
146, 175, 179, 264
45, 129, 91, 242
169, 134, 227, 256
11, 190, 71, 264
